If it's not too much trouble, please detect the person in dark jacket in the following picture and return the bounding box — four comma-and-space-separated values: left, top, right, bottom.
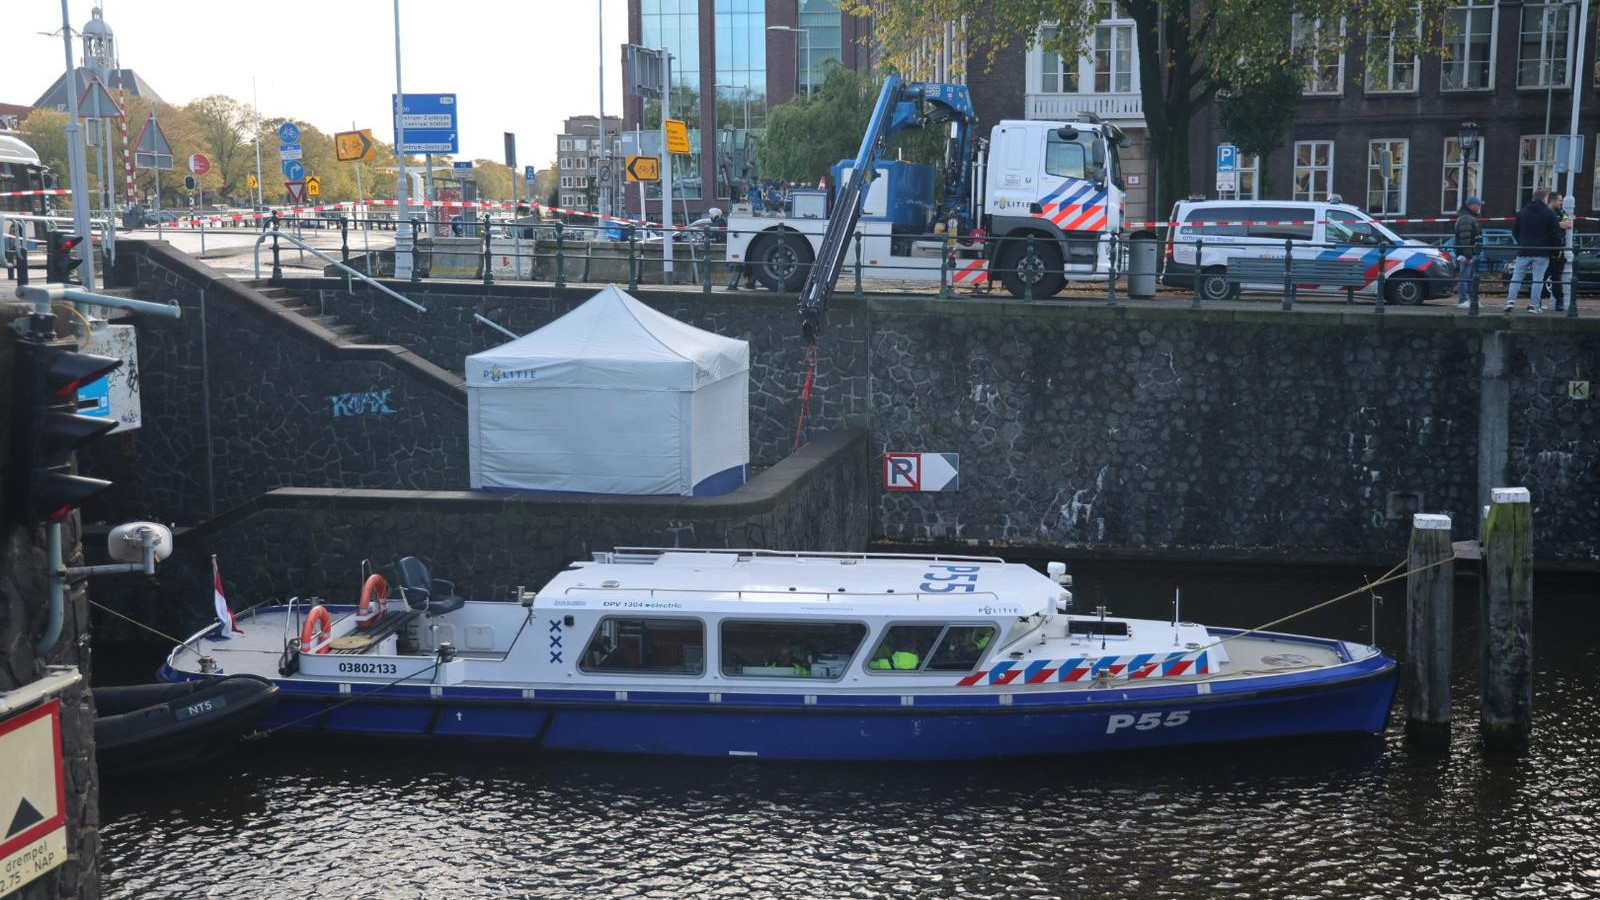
1454, 196, 1483, 310
1506, 191, 1562, 313
1544, 193, 1573, 311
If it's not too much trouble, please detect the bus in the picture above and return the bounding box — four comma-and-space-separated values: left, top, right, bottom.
1, 133, 53, 249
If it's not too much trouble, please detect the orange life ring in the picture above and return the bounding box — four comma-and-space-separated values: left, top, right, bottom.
300, 605, 333, 654
357, 574, 389, 631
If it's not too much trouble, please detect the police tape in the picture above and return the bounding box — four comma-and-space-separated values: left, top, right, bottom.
0, 189, 72, 197
1124, 215, 1597, 228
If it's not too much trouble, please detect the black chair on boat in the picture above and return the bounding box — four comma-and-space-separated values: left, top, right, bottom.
397, 556, 465, 615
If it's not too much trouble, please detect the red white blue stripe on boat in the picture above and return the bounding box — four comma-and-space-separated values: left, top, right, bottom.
956, 650, 1211, 686
1034, 177, 1108, 232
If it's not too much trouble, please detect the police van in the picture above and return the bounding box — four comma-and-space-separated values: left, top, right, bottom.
1161, 198, 1457, 304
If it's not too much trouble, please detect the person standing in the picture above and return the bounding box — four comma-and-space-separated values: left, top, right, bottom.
1454, 196, 1483, 310
1506, 191, 1561, 314
1544, 193, 1574, 311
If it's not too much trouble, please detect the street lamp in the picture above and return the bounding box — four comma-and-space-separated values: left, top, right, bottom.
767, 25, 811, 98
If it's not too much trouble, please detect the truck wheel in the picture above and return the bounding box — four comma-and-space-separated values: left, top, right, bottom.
751, 232, 813, 293
1198, 266, 1236, 302
997, 238, 1066, 298
1385, 274, 1424, 305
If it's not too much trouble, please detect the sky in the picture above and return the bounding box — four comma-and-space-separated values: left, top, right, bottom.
10, 0, 630, 168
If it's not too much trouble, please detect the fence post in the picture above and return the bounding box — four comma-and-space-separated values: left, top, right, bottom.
1282, 238, 1295, 310
482, 214, 494, 286
1104, 232, 1118, 306
628, 230, 639, 292
1405, 513, 1454, 747
1190, 238, 1204, 308
1469, 255, 1481, 317
939, 235, 952, 299
702, 225, 713, 295
853, 231, 864, 298
270, 211, 282, 281
410, 218, 422, 284
340, 216, 350, 268
1023, 234, 1036, 302
1374, 240, 1387, 315
1481, 486, 1533, 751
554, 222, 567, 288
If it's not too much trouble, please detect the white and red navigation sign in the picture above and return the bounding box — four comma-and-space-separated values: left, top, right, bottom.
133, 112, 173, 170
284, 180, 307, 203
883, 452, 961, 492
188, 153, 211, 176
0, 699, 68, 896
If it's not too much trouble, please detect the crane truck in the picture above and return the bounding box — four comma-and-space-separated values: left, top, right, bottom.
724, 75, 1129, 336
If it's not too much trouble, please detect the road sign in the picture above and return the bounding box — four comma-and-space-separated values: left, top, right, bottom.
77, 77, 123, 118
281, 159, 305, 180
1555, 134, 1586, 173
625, 155, 660, 183
597, 162, 612, 185
189, 153, 211, 176
882, 452, 960, 492
285, 180, 306, 203
453, 161, 473, 180
133, 113, 173, 170
664, 119, 691, 155
1217, 172, 1238, 193
524, 164, 536, 183
1217, 143, 1238, 173
392, 93, 459, 154
305, 176, 321, 197
246, 173, 258, 189
277, 121, 300, 144
278, 142, 302, 161
335, 129, 376, 162
0, 699, 68, 896
503, 132, 517, 170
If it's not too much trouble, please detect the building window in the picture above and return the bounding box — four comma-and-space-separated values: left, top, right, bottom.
1366, 140, 1408, 215
1293, 16, 1345, 94
798, 0, 844, 92
1093, 2, 1135, 93
642, 0, 702, 200
1517, 4, 1571, 88
1366, 13, 1419, 93
1442, 0, 1496, 90
559, 139, 572, 151
579, 617, 705, 675
715, 0, 768, 200
719, 620, 868, 679
1442, 137, 1483, 213
1039, 26, 1081, 94
1519, 135, 1559, 206
1236, 153, 1261, 200
1294, 141, 1335, 201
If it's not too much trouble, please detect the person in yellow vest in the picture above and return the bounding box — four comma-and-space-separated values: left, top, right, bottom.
771, 644, 810, 676
869, 636, 921, 670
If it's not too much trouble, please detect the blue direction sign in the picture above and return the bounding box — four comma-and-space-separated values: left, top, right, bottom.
277, 121, 301, 144
453, 161, 473, 179
281, 159, 305, 180
524, 164, 536, 182
392, 93, 459, 154
278, 142, 302, 160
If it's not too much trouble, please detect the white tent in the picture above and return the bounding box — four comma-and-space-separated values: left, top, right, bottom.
467, 285, 750, 496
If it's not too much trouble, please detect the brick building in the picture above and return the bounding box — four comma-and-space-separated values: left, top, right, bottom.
555, 115, 624, 213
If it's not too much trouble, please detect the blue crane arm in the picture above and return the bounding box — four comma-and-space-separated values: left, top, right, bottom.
796, 76, 975, 341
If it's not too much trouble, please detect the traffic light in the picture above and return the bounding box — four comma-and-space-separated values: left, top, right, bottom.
45, 231, 84, 285
6, 337, 122, 525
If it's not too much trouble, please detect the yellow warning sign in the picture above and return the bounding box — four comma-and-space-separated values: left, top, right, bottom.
305, 176, 322, 198
625, 155, 660, 183
663, 119, 691, 155
0, 699, 67, 895
245, 173, 258, 189
335, 128, 377, 162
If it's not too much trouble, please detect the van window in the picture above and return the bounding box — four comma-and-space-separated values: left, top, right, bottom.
1246, 207, 1315, 241
1181, 205, 1248, 238
1327, 209, 1401, 244
720, 620, 868, 679
1044, 133, 1089, 179
580, 617, 704, 675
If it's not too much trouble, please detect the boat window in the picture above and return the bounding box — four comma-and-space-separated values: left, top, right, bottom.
866, 623, 995, 674
720, 620, 868, 679
1067, 618, 1130, 637
579, 617, 704, 676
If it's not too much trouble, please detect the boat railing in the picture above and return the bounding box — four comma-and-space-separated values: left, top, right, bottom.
602, 547, 1007, 565
561, 585, 1004, 604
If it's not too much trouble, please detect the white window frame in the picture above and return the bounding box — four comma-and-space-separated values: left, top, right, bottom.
1293, 16, 1346, 95
1031, 8, 1140, 96
1236, 153, 1261, 200
1441, 0, 1498, 92
1442, 136, 1484, 214
1366, 12, 1421, 94
1517, 4, 1572, 89
1293, 140, 1335, 202
1366, 139, 1409, 216
1091, 2, 1136, 94
559, 139, 572, 151
1519, 135, 1559, 207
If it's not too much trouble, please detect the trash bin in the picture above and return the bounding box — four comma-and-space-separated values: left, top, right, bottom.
1126, 230, 1159, 299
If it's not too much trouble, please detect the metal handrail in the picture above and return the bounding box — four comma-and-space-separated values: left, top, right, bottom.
253, 229, 426, 313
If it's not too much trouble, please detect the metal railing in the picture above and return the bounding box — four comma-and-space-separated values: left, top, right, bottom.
253, 214, 426, 313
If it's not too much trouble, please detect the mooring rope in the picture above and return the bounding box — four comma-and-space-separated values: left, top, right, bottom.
243, 659, 443, 742
88, 597, 192, 647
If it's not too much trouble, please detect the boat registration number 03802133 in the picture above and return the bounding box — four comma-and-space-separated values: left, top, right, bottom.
1106, 710, 1191, 734
338, 661, 399, 675
920, 564, 980, 593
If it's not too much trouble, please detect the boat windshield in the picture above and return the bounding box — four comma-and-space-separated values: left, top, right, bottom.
579, 617, 705, 675
866, 624, 997, 673
720, 620, 868, 679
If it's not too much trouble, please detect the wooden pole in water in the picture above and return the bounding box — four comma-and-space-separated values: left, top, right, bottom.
1480, 486, 1533, 749
1405, 514, 1454, 743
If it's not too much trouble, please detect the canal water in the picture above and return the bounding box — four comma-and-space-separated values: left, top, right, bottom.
97, 562, 1598, 900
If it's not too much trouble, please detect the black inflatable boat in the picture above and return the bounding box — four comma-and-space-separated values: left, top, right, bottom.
94, 674, 279, 776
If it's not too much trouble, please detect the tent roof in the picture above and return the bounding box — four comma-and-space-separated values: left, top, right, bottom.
466, 285, 749, 391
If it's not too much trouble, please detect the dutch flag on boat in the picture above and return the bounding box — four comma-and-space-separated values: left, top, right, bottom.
213, 556, 244, 637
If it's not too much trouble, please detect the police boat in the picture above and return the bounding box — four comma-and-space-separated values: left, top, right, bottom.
160, 549, 1397, 761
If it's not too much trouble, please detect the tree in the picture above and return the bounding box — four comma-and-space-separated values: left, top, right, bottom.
758, 61, 945, 184
186, 95, 251, 200
847, 0, 1452, 213
1216, 65, 1306, 196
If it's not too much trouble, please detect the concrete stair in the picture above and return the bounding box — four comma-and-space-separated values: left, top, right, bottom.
252, 284, 381, 346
